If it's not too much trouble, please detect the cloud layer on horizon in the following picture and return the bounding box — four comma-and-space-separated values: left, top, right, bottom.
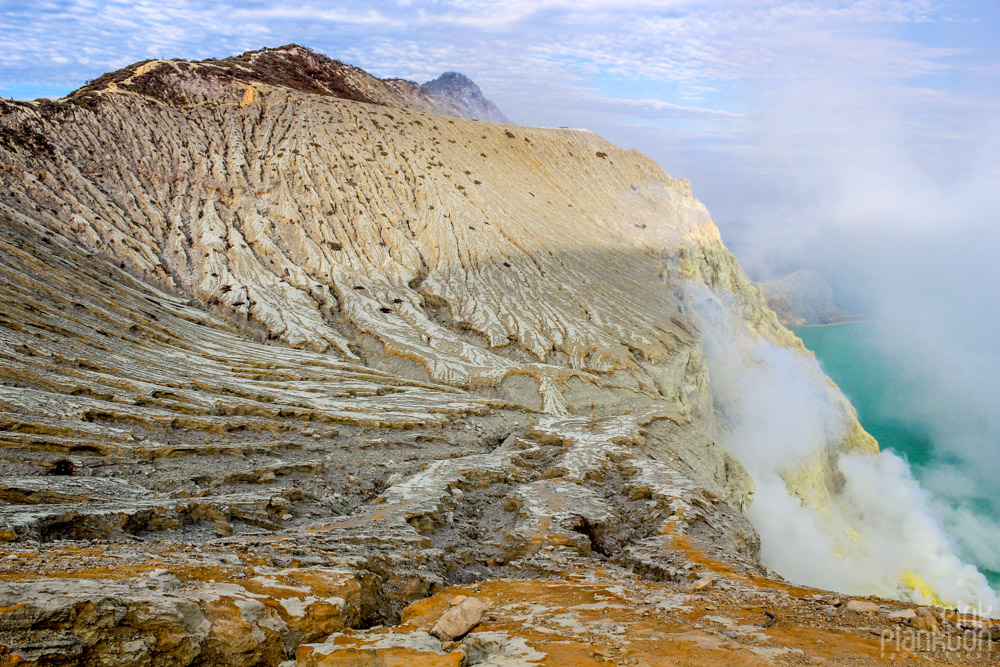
3, 1, 997, 223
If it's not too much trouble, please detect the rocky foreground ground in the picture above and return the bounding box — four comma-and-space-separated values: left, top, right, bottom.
0, 45, 995, 665
4, 520, 998, 665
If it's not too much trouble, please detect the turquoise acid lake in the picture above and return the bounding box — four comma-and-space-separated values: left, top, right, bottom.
793, 321, 1000, 591
793, 322, 935, 465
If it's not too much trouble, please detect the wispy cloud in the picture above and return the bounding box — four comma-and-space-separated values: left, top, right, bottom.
2, 0, 995, 243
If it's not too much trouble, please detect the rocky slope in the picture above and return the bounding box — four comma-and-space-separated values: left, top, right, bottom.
761, 269, 854, 327
0, 46, 992, 665
65, 44, 510, 126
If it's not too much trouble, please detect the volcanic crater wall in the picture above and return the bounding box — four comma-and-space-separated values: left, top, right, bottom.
0, 46, 884, 665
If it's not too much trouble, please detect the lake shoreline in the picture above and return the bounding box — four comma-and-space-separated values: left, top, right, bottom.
790, 318, 870, 329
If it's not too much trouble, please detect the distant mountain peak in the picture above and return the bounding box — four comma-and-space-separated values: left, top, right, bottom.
431, 71, 471, 81
65, 44, 511, 124
420, 72, 511, 124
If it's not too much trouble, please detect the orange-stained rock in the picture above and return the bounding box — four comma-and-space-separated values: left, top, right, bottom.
297, 645, 463, 667
0, 565, 369, 665
429, 596, 485, 640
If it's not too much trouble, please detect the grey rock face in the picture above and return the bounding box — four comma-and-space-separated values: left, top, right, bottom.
420, 72, 512, 124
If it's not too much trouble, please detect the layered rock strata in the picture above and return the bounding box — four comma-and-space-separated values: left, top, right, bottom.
0, 45, 905, 665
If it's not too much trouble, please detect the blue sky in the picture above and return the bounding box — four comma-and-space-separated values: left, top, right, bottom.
1, 0, 997, 223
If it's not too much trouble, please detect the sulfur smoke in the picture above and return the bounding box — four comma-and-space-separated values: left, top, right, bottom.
697, 43, 1000, 607
688, 283, 998, 611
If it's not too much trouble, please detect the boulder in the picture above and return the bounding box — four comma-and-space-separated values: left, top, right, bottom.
430, 597, 486, 641
691, 575, 715, 592
916, 606, 944, 621
911, 615, 941, 633
886, 608, 917, 622
845, 600, 880, 615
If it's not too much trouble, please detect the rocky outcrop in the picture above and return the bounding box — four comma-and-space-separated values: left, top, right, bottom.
0, 566, 373, 665
0, 45, 954, 665
761, 269, 854, 326
297, 572, 1000, 666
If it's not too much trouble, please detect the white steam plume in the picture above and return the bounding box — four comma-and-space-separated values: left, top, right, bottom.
689, 284, 998, 611
710, 46, 1000, 596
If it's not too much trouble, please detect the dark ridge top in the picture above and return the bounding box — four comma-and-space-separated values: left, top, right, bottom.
66, 44, 380, 108
54, 44, 510, 124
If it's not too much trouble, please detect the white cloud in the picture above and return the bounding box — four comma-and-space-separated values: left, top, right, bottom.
3, 1, 992, 223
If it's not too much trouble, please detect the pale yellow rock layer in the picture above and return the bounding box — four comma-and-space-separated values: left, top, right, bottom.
0, 51, 897, 665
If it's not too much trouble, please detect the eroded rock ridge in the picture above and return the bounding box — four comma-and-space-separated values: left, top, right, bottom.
0, 46, 930, 666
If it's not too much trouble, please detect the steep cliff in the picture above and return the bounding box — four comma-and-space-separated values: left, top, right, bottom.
0, 46, 991, 665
